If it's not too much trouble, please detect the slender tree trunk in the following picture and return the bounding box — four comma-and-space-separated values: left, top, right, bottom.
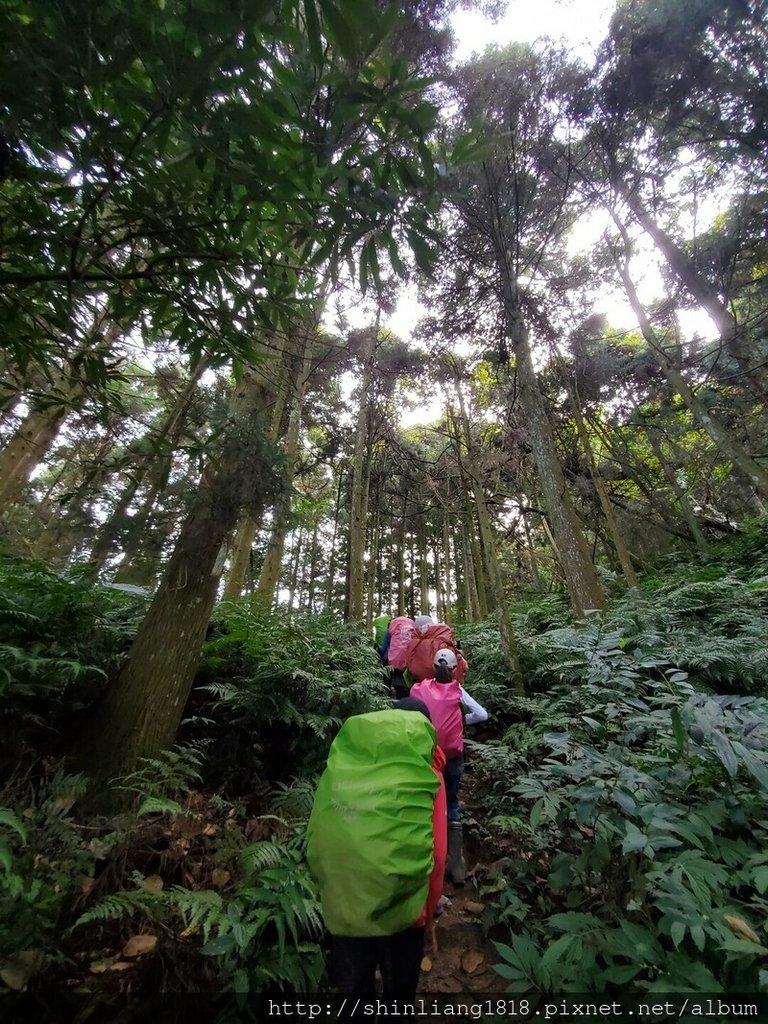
252, 320, 319, 612
0, 404, 72, 515
503, 296, 606, 617
520, 504, 544, 591
366, 504, 380, 630
418, 518, 430, 615
397, 493, 407, 615
407, 533, 416, 618
642, 421, 710, 557
225, 332, 291, 600
287, 527, 304, 613
223, 518, 258, 600
616, 188, 767, 395
442, 515, 453, 619
569, 392, 638, 589
347, 324, 377, 621
306, 518, 320, 613
458, 520, 476, 621
90, 362, 207, 575
325, 467, 344, 611
453, 390, 523, 687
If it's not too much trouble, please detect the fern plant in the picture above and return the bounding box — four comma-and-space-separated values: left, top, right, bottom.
473, 622, 768, 993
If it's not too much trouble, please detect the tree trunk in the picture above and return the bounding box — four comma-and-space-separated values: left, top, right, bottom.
642, 421, 710, 557
0, 403, 72, 515
453, 389, 522, 687
617, 187, 767, 395
90, 362, 207, 576
569, 390, 639, 589
287, 527, 304, 613
347, 325, 377, 621
252, 319, 318, 613
366, 503, 380, 630
306, 518, 320, 613
324, 467, 344, 611
223, 517, 258, 600
397, 493, 407, 615
504, 297, 606, 618
418, 518, 430, 616
442, 515, 453, 619
71, 373, 278, 801
614, 240, 768, 500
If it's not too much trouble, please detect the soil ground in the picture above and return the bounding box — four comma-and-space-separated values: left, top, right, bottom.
418, 775, 508, 996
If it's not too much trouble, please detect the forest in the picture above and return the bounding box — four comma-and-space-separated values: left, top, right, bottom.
1, 0, 768, 1016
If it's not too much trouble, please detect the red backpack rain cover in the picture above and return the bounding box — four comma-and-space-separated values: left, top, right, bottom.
405, 623, 467, 684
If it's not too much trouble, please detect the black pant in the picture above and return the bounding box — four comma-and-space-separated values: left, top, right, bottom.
391, 669, 409, 700
331, 926, 425, 999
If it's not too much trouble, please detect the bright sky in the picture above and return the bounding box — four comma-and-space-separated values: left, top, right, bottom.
450, 0, 615, 63
342, 0, 720, 426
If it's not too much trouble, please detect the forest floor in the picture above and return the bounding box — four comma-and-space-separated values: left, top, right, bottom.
419, 778, 507, 995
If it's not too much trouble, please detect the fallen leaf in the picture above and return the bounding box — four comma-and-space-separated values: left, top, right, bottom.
140, 874, 164, 893
50, 793, 77, 814
174, 816, 202, 838
178, 924, 199, 939
725, 915, 761, 944
110, 961, 134, 972
211, 868, 230, 888
0, 951, 46, 991
202, 823, 219, 837
89, 959, 114, 975
461, 951, 485, 974
420, 956, 432, 973
122, 934, 158, 958
463, 900, 484, 915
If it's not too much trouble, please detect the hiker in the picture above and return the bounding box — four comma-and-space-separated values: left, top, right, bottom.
306, 700, 446, 999
405, 617, 469, 686
373, 613, 390, 664
380, 614, 416, 698
410, 649, 488, 885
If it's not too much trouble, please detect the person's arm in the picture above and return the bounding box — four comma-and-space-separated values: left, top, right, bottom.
459, 687, 488, 725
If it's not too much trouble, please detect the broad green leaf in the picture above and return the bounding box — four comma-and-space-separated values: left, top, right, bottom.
670, 920, 686, 948
622, 822, 648, 855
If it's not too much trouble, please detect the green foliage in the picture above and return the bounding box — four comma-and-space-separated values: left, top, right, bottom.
197, 605, 390, 778
602, 567, 768, 694
473, 617, 768, 992
0, 770, 92, 961
0, 558, 146, 707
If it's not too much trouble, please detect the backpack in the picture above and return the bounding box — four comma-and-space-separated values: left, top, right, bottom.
306, 710, 439, 937
386, 615, 416, 671
410, 678, 464, 759
405, 623, 467, 684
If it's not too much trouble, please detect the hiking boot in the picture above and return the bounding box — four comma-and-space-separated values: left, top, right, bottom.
447, 822, 466, 885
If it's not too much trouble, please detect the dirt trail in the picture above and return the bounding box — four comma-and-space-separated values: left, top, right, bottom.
419, 882, 504, 994
419, 789, 508, 996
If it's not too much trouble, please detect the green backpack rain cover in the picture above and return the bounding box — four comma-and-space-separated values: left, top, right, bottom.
373, 614, 390, 650
306, 709, 438, 937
